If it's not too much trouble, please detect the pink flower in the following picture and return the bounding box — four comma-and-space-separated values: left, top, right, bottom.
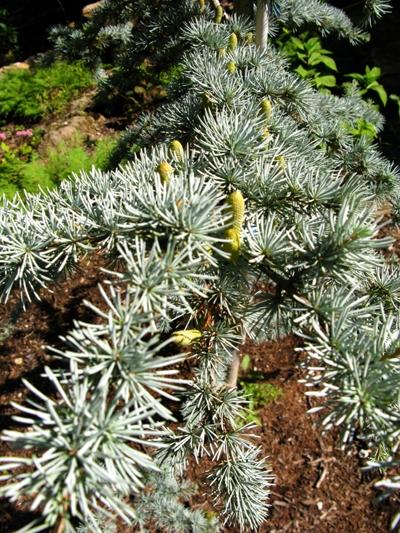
16, 129, 33, 137
0, 132, 6, 141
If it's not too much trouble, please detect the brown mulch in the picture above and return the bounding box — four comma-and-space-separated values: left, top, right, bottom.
0, 255, 396, 532
0, 252, 114, 532
183, 337, 393, 532
239, 338, 391, 533
0, 252, 110, 414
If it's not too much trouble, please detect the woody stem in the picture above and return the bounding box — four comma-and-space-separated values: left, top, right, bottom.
255, 0, 269, 50
227, 350, 241, 388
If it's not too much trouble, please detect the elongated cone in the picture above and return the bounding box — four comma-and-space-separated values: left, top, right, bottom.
224, 227, 241, 262
262, 127, 270, 139
218, 47, 226, 57
261, 98, 272, 119
157, 161, 173, 184
215, 5, 223, 23
276, 155, 286, 170
229, 33, 238, 50
245, 32, 254, 44
172, 329, 202, 346
169, 139, 184, 162
227, 190, 245, 233
227, 60, 236, 74
198, 0, 206, 13
223, 190, 245, 262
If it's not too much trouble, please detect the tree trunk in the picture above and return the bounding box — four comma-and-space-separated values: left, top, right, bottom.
255, 0, 269, 49
227, 351, 241, 389
225, 2, 269, 389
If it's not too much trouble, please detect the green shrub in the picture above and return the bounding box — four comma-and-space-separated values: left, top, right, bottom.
240, 382, 283, 425
276, 29, 337, 91
0, 61, 94, 124
21, 135, 116, 192
0, 134, 116, 198
344, 66, 388, 107
0, 140, 23, 196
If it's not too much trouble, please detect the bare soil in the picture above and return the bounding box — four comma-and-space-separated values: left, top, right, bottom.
0, 253, 396, 531
235, 339, 392, 532
183, 336, 395, 533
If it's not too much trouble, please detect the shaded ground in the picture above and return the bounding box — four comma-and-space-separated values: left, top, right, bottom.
0, 253, 109, 416
184, 337, 393, 533
0, 259, 395, 531
0, 253, 112, 531
237, 339, 392, 532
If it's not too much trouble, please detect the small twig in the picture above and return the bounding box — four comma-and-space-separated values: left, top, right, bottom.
273, 500, 290, 507
320, 504, 337, 520
56, 517, 65, 533
211, 0, 231, 20
271, 490, 291, 502
310, 457, 336, 466
315, 464, 328, 489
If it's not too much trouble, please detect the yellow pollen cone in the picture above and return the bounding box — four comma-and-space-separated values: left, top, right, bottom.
227, 60, 236, 74
157, 161, 173, 183
171, 329, 202, 346
169, 139, 184, 162
245, 32, 254, 44
261, 98, 272, 119
276, 155, 286, 170
227, 190, 245, 233
223, 227, 241, 262
228, 33, 238, 50
215, 5, 224, 23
